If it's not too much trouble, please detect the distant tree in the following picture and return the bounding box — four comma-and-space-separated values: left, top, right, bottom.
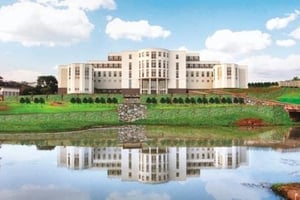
293, 76, 299, 80
36, 75, 58, 94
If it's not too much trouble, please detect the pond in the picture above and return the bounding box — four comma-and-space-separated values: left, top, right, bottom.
0, 126, 299, 200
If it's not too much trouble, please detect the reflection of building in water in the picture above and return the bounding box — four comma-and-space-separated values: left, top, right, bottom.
58, 146, 248, 183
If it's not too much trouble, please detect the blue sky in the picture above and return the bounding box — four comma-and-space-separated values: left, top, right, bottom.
0, 0, 300, 82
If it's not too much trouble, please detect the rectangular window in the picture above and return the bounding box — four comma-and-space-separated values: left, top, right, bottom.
113, 71, 117, 77
201, 72, 204, 77
119, 71, 122, 77
176, 54, 179, 59
176, 62, 179, 70
196, 72, 199, 77
103, 71, 106, 77
176, 71, 179, 78
151, 51, 156, 59
129, 62, 132, 70
158, 52, 161, 57
108, 71, 111, 77
207, 71, 210, 77
129, 54, 132, 59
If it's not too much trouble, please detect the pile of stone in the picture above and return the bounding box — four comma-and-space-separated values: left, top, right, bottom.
118, 103, 146, 122
118, 125, 147, 143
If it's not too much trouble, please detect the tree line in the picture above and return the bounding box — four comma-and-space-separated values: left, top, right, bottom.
248, 82, 278, 88
146, 96, 244, 104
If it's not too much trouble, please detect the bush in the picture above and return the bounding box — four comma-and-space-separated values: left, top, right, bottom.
209, 97, 215, 104
151, 97, 157, 104
107, 97, 112, 104
239, 97, 245, 104
112, 97, 118, 104
34, 97, 40, 104
233, 97, 239, 104
185, 97, 191, 104
160, 97, 166, 104
88, 97, 94, 104
203, 97, 208, 104
197, 97, 203, 104
165, 97, 171, 104
221, 97, 227, 104
76, 97, 81, 104
25, 97, 31, 104
227, 97, 232, 104
190, 97, 196, 104
95, 97, 100, 103
214, 97, 220, 104
100, 97, 106, 104
83, 97, 88, 104
70, 97, 76, 104
146, 97, 152, 104
39, 97, 45, 104
173, 97, 178, 104
19, 97, 25, 104
178, 97, 184, 104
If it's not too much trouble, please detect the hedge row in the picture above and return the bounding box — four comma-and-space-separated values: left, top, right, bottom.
19, 97, 45, 104
146, 97, 244, 104
70, 97, 118, 104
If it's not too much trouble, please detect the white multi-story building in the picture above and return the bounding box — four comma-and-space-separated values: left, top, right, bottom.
58, 48, 248, 94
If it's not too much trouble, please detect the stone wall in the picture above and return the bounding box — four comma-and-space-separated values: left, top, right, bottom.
118, 103, 147, 122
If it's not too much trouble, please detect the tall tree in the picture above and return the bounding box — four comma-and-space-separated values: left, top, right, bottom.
36, 75, 58, 94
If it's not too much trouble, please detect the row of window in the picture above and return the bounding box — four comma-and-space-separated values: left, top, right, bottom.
139, 51, 169, 58
186, 71, 213, 77
94, 71, 122, 77
92, 63, 121, 69
186, 64, 216, 68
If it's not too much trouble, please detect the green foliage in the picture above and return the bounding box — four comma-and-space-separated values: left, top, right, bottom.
112, 97, 118, 104
70, 97, 76, 104
95, 97, 100, 103
203, 97, 208, 104
107, 97, 112, 103
151, 97, 157, 104
146, 97, 152, 104
160, 97, 166, 104
197, 97, 203, 104
25, 97, 31, 104
214, 97, 220, 104
178, 97, 184, 104
233, 97, 239, 104
88, 97, 94, 104
185, 97, 191, 104
34, 97, 40, 104
190, 97, 196, 104
19, 97, 25, 104
173, 97, 178, 104
209, 97, 215, 104
221, 97, 227, 104
76, 97, 81, 104
226, 97, 232, 104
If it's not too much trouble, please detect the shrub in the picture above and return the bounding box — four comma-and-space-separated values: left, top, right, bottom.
19, 97, 25, 104
88, 97, 94, 104
190, 97, 196, 104
95, 97, 100, 103
239, 97, 245, 104
209, 97, 215, 104
160, 97, 166, 104
76, 97, 81, 104
39, 97, 45, 104
214, 97, 220, 104
203, 97, 208, 104
151, 97, 157, 104
173, 97, 178, 104
112, 97, 118, 104
185, 97, 191, 104
25, 97, 31, 104
178, 97, 184, 104
221, 97, 227, 104
227, 97, 232, 104
146, 97, 152, 104
233, 97, 239, 104
83, 97, 88, 104
197, 97, 203, 104
165, 97, 171, 104
70, 97, 76, 104
107, 97, 112, 104
100, 97, 106, 104
34, 97, 40, 104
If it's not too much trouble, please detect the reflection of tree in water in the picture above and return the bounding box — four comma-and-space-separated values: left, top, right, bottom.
281, 158, 300, 166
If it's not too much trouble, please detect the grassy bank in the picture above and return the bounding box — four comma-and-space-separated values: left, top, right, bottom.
0, 100, 292, 132
136, 104, 291, 126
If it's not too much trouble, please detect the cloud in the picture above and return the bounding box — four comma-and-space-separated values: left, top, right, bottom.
2, 70, 41, 82
239, 54, 300, 82
106, 191, 170, 200
0, 185, 89, 200
266, 10, 300, 30
37, 0, 116, 11
199, 49, 235, 62
178, 46, 188, 51
0, 1, 94, 47
276, 39, 296, 47
290, 27, 300, 39
205, 29, 271, 55
105, 18, 171, 41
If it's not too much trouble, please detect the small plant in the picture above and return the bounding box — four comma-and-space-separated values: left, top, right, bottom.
160, 97, 166, 104
165, 97, 171, 104
209, 97, 215, 104
239, 97, 245, 104
190, 97, 196, 104
34, 97, 40, 104
25, 97, 31, 104
83, 97, 88, 104
221, 97, 227, 104
95, 97, 100, 103
146, 97, 152, 104
227, 97, 232, 104
173, 97, 178, 104
76, 97, 81, 104
88, 97, 94, 104
151, 97, 157, 104
19, 97, 25, 104
39, 97, 45, 104
203, 97, 208, 104
107, 97, 112, 103
178, 97, 184, 104
233, 97, 239, 104
214, 97, 220, 104
100, 97, 106, 103
197, 97, 203, 104
70, 97, 76, 104
112, 97, 118, 104
185, 97, 191, 104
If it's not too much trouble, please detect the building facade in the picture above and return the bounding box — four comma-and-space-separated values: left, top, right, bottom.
58, 48, 248, 94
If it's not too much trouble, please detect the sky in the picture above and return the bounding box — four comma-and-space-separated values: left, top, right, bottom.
0, 0, 300, 82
